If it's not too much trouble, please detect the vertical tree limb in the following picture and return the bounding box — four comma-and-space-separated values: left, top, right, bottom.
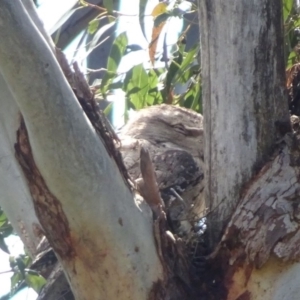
198, 0, 290, 247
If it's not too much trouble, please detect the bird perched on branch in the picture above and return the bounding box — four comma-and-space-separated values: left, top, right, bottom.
119, 104, 205, 236
32, 104, 204, 299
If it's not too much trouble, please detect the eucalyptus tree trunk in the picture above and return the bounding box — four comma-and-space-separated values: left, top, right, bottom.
198, 1, 300, 299
199, 0, 290, 246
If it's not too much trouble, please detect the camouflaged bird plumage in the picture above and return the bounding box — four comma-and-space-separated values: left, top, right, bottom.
119, 104, 205, 236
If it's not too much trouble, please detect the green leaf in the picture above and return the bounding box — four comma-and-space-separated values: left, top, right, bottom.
191, 82, 202, 113
103, 102, 113, 116
9, 256, 16, 267
287, 50, 297, 69
16, 257, 26, 277
11, 272, 22, 292
18, 254, 31, 268
107, 32, 128, 73
25, 271, 46, 293
147, 69, 163, 105
88, 19, 99, 35
123, 64, 149, 109
162, 49, 183, 102
103, 0, 114, 13
0, 234, 9, 254
179, 77, 202, 113
283, 0, 293, 23
139, 0, 148, 40
154, 13, 170, 28
0, 209, 8, 227
100, 71, 117, 96
293, 17, 300, 28
101, 32, 128, 94
86, 20, 117, 58
173, 44, 199, 84
148, 69, 158, 90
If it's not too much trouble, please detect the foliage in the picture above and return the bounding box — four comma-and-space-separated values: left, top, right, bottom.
0, 208, 12, 254
71, 0, 202, 113
283, 0, 300, 115
284, 0, 300, 68
0, 207, 46, 297
9, 254, 46, 297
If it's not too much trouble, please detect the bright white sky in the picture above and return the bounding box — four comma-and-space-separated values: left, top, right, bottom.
0, 236, 35, 300
0, 0, 182, 299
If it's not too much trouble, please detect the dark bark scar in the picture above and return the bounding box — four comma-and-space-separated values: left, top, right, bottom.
15, 117, 74, 260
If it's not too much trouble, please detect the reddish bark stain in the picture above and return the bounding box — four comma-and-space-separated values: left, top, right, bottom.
15, 118, 74, 260
236, 290, 251, 300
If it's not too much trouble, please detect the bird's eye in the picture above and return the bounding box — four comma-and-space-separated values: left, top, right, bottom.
173, 123, 203, 137
173, 123, 186, 135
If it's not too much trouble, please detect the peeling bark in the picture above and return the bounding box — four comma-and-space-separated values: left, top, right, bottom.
223, 133, 300, 267
198, 119, 300, 299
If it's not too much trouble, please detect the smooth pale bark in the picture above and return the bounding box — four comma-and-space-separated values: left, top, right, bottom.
199, 0, 290, 246
0, 73, 42, 255
21, 0, 55, 52
0, 1, 162, 299
0, 0, 55, 257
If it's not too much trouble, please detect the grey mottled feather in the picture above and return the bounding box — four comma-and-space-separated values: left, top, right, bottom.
119, 104, 205, 235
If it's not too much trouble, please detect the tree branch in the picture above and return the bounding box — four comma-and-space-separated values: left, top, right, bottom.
0, 1, 162, 299
199, 0, 290, 247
